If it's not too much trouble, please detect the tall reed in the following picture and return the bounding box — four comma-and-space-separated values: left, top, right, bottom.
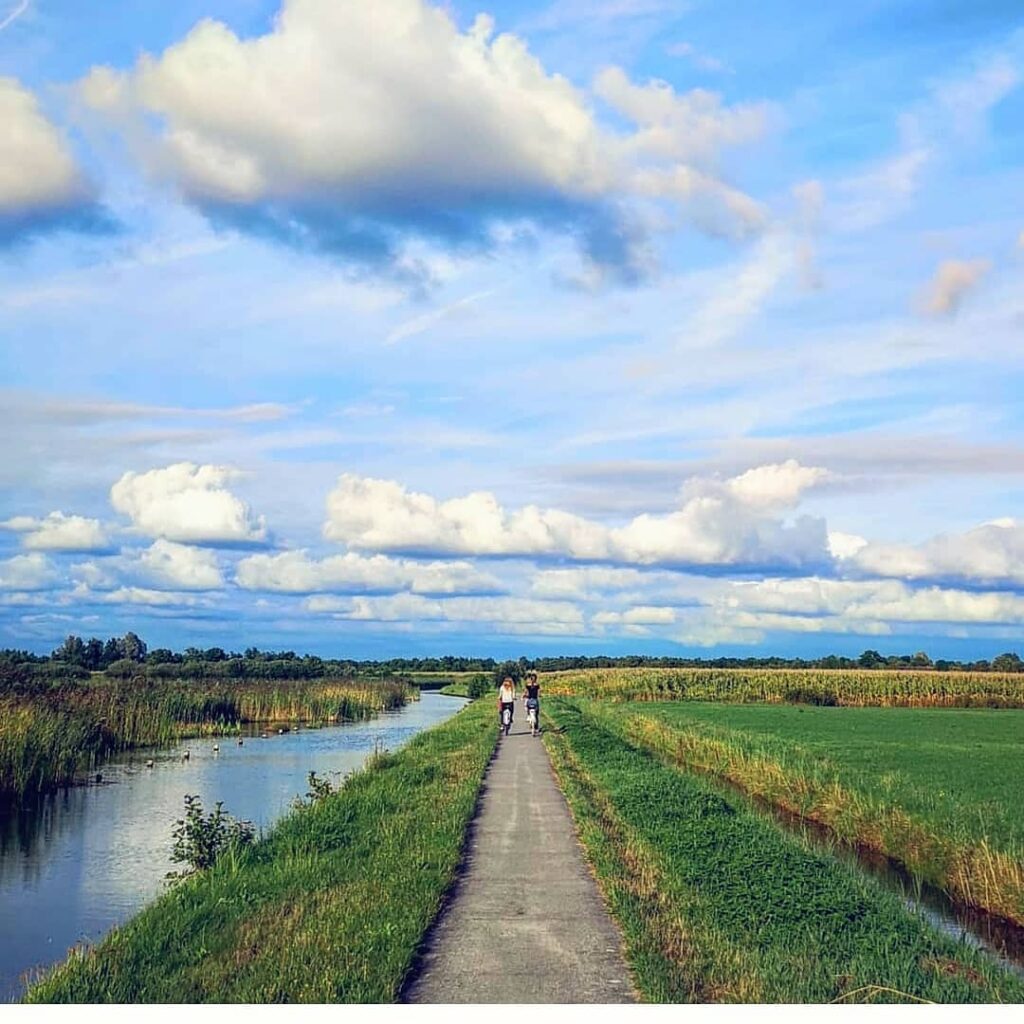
0, 678, 413, 799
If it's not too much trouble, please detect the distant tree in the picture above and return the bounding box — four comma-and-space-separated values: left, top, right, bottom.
492, 659, 523, 687
83, 637, 104, 671
54, 635, 86, 665
911, 651, 932, 668
122, 632, 147, 662
858, 649, 884, 668
103, 637, 125, 666
204, 647, 227, 662
992, 652, 1024, 673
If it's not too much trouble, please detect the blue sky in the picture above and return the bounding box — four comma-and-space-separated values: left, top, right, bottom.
2, 0, 1024, 658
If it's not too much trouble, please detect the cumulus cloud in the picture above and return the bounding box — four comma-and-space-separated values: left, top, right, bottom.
110, 463, 267, 544
72, 583, 208, 607
712, 576, 1024, 629
850, 518, 1024, 586
0, 76, 105, 242
76, 0, 770, 282
1, 511, 111, 552
137, 539, 224, 590
593, 605, 676, 625
0, 552, 59, 591
919, 258, 991, 317
305, 593, 584, 635
235, 549, 500, 595
323, 460, 831, 570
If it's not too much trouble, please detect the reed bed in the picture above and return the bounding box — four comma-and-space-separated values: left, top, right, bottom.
0, 678, 412, 799
543, 667, 1024, 707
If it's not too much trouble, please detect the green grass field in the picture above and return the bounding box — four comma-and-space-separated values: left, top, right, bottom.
25, 698, 496, 1003
584, 700, 1024, 927
544, 698, 1024, 1003
633, 703, 1024, 850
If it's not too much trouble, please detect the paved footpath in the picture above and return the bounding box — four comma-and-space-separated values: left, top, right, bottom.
405, 716, 635, 1004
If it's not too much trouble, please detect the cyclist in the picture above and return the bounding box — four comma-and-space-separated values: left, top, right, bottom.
523, 671, 541, 736
497, 675, 516, 735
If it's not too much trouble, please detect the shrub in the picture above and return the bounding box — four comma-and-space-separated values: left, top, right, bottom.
168, 794, 255, 879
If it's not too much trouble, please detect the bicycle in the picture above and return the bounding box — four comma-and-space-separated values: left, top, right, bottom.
500, 703, 513, 736
525, 698, 539, 736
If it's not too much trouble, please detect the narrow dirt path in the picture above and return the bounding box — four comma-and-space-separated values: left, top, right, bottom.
405, 714, 635, 1004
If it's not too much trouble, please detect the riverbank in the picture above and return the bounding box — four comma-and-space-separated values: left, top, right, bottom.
544, 699, 1024, 1003
25, 697, 495, 1003
0, 678, 412, 800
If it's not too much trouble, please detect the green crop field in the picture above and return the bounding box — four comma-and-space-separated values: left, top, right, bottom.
544, 666, 1024, 707
544, 698, 1024, 1003
632, 702, 1024, 849
569, 698, 1024, 929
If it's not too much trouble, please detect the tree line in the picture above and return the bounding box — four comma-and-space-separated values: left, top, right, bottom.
1, 637, 1021, 692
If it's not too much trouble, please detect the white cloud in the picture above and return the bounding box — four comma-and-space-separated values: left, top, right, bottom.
323, 461, 831, 570
235, 549, 499, 595
0, 552, 58, 590
919, 259, 992, 317
665, 42, 730, 75
675, 234, 794, 349
725, 459, 831, 510
851, 518, 1024, 586
305, 593, 584, 634
73, 584, 207, 607
828, 531, 868, 560
110, 462, 267, 544
76, 0, 771, 279
0, 76, 94, 232
710, 575, 1024, 631
935, 53, 1019, 140
0, 1, 30, 34
137, 539, 224, 590
593, 605, 676, 625
529, 565, 652, 599
1, 511, 110, 552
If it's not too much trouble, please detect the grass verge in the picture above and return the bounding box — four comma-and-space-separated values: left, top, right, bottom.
25, 698, 496, 1003
543, 699, 1024, 1003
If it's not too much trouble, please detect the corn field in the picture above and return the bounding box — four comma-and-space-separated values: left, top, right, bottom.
542, 667, 1024, 707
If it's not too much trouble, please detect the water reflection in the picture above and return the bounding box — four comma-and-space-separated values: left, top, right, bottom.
0, 692, 466, 1002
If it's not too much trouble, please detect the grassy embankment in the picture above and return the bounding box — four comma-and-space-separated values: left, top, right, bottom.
543, 698, 1024, 1003
614, 702, 1024, 926
25, 697, 496, 1003
544, 666, 1024, 707
438, 682, 469, 697
0, 678, 412, 800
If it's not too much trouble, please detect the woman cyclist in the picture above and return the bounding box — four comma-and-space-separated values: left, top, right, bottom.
523, 671, 541, 736
497, 675, 516, 735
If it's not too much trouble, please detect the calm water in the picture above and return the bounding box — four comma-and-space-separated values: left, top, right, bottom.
0, 691, 467, 1002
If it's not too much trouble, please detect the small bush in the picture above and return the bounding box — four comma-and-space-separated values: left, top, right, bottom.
168, 794, 255, 880
467, 674, 491, 700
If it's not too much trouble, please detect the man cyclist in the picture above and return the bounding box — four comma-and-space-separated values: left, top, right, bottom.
497, 675, 516, 735
523, 671, 541, 736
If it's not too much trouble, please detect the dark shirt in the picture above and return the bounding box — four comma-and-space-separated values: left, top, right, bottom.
526, 683, 540, 699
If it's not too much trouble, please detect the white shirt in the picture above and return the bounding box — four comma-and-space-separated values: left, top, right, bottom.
499, 683, 515, 702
